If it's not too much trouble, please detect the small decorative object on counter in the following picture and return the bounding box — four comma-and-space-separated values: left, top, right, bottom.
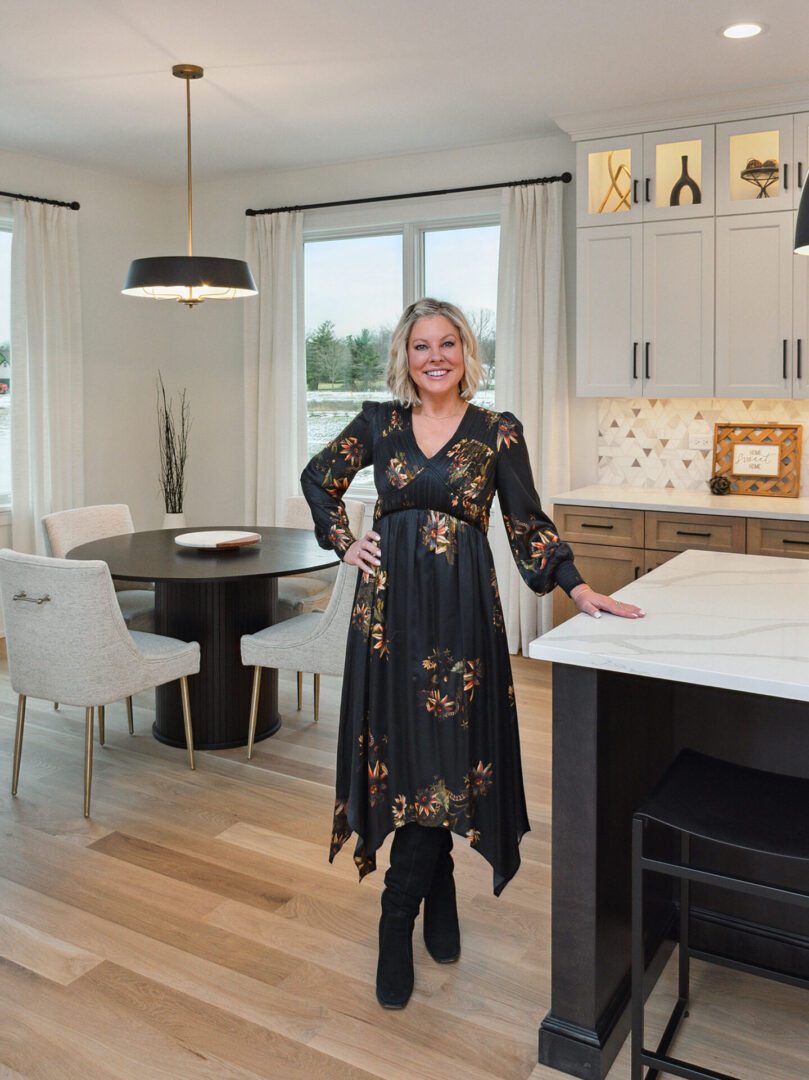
157, 371, 191, 526
741, 157, 779, 198
712, 421, 801, 497
708, 475, 731, 496
670, 155, 702, 206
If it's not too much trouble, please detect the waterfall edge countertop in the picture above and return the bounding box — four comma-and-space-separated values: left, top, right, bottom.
528, 548, 809, 703
551, 483, 809, 520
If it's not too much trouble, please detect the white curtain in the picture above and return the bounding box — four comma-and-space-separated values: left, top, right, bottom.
11, 200, 84, 554
244, 211, 307, 526
493, 182, 569, 652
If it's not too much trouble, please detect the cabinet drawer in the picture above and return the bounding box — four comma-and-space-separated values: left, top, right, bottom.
553, 543, 645, 626
553, 504, 644, 549
747, 518, 809, 559
644, 550, 680, 574
645, 511, 745, 553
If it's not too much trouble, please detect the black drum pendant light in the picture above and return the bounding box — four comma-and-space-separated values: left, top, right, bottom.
123, 64, 257, 307
797, 176, 809, 255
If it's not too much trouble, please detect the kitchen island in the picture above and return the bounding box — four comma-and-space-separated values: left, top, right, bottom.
528, 549, 809, 1079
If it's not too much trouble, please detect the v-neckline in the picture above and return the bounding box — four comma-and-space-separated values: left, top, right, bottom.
407, 402, 474, 463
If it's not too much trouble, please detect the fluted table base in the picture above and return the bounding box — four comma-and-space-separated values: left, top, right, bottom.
153, 578, 280, 750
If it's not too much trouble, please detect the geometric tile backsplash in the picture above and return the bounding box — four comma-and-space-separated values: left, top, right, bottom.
598, 398, 809, 495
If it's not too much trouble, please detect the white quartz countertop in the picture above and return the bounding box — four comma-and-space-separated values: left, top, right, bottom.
528, 549, 809, 703
551, 485, 809, 521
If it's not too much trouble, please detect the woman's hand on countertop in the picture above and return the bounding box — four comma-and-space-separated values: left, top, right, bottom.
570, 583, 645, 620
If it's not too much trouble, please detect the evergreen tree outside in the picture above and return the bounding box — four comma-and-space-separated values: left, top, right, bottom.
348, 328, 384, 390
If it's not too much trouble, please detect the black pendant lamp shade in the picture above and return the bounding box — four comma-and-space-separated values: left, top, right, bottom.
122, 256, 257, 302
796, 179, 809, 255
124, 64, 256, 307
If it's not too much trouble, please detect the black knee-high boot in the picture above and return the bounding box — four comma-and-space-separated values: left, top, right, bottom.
423, 829, 461, 962
377, 824, 445, 1008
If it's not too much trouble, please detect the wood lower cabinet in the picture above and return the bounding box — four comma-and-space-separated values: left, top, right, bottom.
551, 502, 806, 626
747, 517, 809, 559
645, 510, 746, 554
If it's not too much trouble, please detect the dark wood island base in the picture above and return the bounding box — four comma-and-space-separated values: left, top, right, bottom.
539, 662, 809, 1079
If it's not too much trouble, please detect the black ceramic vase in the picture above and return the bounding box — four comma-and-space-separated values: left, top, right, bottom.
670, 155, 702, 206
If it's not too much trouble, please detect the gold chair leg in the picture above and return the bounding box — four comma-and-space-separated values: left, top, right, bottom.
296, 671, 302, 711
179, 677, 195, 771
98, 704, 106, 746
126, 696, 134, 735
314, 673, 320, 723
84, 706, 94, 818
12, 694, 26, 796
247, 666, 261, 760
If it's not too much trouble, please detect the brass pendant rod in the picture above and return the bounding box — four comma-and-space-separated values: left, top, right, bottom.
186, 75, 193, 258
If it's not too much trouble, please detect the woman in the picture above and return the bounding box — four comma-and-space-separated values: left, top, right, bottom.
301, 298, 643, 1009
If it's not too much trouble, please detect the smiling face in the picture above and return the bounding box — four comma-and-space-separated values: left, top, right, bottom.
407, 315, 466, 404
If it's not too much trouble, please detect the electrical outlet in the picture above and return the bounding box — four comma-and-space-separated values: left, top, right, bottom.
688, 433, 712, 451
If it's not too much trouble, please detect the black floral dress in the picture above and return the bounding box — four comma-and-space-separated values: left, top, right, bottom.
300, 400, 584, 895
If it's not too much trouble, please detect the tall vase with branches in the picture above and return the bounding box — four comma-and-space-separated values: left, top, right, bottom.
157, 372, 191, 527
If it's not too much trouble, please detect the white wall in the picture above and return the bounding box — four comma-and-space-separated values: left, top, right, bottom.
0, 131, 596, 550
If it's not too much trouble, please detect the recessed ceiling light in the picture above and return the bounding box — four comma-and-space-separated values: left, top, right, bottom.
722, 22, 764, 39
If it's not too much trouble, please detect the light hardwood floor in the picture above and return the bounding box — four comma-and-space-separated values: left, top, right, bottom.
0, 647, 807, 1080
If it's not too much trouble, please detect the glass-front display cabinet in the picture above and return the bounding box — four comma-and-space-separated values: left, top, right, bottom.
716, 116, 794, 215
641, 125, 714, 220
577, 135, 643, 226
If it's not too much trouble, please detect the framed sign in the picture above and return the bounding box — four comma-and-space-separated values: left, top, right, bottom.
712, 422, 801, 497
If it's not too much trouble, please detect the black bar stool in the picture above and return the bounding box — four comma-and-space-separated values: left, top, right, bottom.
631, 749, 809, 1080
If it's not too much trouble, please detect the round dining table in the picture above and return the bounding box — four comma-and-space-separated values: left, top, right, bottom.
68, 526, 339, 750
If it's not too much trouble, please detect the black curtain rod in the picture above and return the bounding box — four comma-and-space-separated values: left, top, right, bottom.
0, 189, 80, 211
245, 172, 572, 216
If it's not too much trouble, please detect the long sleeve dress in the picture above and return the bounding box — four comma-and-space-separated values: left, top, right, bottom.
300, 399, 585, 895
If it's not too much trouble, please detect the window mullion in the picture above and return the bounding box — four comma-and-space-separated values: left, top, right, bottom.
402, 222, 421, 306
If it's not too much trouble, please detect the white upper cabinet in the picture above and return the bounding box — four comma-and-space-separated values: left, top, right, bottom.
642, 219, 715, 397
793, 211, 809, 398
576, 225, 643, 397
715, 212, 794, 398
576, 135, 643, 226
641, 126, 715, 221
716, 116, 795, 215
793, 112, 809, 209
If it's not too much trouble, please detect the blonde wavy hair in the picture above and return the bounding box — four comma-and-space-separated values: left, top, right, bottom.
386, 297, 482, 407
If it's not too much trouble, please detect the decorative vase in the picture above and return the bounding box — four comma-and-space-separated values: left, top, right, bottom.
162, 512, 186, 529
670, 155, 701, 206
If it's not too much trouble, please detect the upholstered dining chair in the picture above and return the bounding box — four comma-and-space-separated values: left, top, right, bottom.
0, 549, 200, 817
240, 558, 359, 757
42, 503, 155, 733
278, 495, 365, 711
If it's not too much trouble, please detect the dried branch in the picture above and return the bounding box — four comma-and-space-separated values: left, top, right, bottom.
156, 371, 191, 514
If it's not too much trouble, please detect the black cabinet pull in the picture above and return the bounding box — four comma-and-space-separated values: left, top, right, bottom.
784, 162, 789, 191
633, 179, 639, 204
632, 341, 638, 379
581, 522, 615, 530
784, 538, 809, 546
645, 178, 651, 202
644, 341, 650, 379
676, 530, 711, 538
783, 339, 789, 380
799, 162, 805, 189
634, 565, 641, 579
799, 339, 803, 381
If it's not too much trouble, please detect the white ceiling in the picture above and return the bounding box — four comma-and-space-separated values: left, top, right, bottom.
3, 0, 809, 184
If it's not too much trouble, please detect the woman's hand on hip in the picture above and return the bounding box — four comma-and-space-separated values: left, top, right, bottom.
570, 583, 645, 620
344, 531, 382, 575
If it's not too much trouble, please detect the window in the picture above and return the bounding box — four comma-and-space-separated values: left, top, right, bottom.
0, 224, 11, 508
304, 210, 500, 489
